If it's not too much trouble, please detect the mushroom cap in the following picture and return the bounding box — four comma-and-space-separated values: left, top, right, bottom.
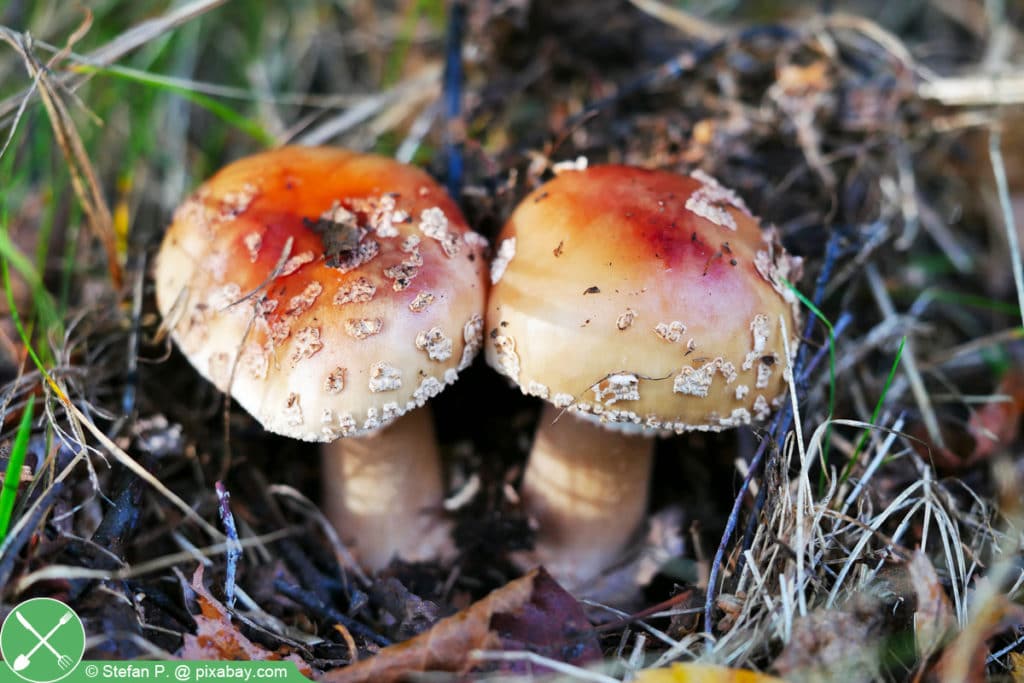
156, 146, 488, 441
484, 165, 802, 434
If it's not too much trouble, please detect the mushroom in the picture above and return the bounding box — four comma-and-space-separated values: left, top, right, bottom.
485, 164, 802, 589
155, 146, 488, 570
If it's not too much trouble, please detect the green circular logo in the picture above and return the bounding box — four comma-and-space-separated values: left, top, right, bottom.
0, 598, 85, 683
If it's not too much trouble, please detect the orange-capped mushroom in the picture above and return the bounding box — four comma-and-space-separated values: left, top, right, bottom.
486, 164, 801, 589
156, 146, 488, 570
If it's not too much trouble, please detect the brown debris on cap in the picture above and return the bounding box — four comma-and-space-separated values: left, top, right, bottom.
156, 146, 488, 441
485, 164, 801, 434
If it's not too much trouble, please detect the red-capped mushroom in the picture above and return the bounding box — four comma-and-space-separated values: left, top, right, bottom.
485, 164, 801, 589
156, 146, 488, 570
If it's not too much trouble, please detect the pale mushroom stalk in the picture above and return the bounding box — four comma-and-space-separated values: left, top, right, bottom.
520, 406, 653, 584
321, 408, 450, 571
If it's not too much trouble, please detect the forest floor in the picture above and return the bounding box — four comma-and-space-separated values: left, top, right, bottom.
1, 0, 1023, 681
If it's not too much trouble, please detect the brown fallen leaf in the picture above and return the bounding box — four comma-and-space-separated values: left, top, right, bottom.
178, 565, 312, 677
966, 369, 1024, 464
1009, 652, 1024, 683
917, 369, 1024, 472
908, 550, 955, 662
773, 594, 886, 683
928, 592, 1024, 683
320, 568, 600, 683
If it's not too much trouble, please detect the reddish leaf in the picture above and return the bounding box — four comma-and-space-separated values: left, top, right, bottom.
966, 369, 1024, 464
178, 566, 311, 677
927, 595, 1024, 683
321, 568, 600, 683
485, 568, 602, 676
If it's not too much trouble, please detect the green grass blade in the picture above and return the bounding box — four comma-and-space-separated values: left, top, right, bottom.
840, 336, 906, 487
0, 394, 35, 540
72, 63, 275, 147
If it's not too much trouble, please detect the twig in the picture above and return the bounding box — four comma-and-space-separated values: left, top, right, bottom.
443, 0, 466, 200
215, 481, 242, 609
703, 408, 787, 638
273, 579, 390, 648
594, 589, 693, 632
0, 24, 121, 287
114, 251, 146, 435
64, 399, 224, 539
90, 460, 146, 559
14, 528, 294, 592
567, 25, 798, 130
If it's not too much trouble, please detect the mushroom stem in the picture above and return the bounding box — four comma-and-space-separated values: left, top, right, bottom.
518, 404, 654, 588
321, 408, 451, 571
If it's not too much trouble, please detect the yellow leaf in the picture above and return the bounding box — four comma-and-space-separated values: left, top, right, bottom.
633, 662, 787, 683
1009, 652, 1024, 683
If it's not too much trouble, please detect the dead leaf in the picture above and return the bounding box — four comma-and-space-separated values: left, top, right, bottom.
908, 550, 955, 661
320, 568, 600, 683
928, 593, 1024, 683
178, 566, 311, 677
966, 369, 1024, 464
486, 568, 602, 676
633, 662, 786, 683
1009, 652, 1024, 682
776, 60, 831, 97
773, 595, 886, 683
369, 577, 441, 640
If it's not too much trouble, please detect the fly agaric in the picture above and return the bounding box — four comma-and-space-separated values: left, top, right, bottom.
486, 164, 802, 588
155, 146, 488, 570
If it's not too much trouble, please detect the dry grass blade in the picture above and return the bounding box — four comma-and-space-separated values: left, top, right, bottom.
865, 263, 944, 448
13, 528, 293, 593
988, 128, 1024, 326
918, 74, 1024, 106
0, 20, 121, 287
64, 398, 223, 540
0, 0, 230, 126
627, 0, 728, 41
293, 64, 441, 146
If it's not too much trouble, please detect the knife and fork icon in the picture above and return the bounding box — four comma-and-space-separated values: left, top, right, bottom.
11, 611, 74, 672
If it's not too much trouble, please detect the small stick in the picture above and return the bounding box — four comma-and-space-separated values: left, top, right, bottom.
443, 0, 466, 200
594, 589, 694, 632
274, 579, 389, 648
215, 481, 242, 609
704, 409, 787, 638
